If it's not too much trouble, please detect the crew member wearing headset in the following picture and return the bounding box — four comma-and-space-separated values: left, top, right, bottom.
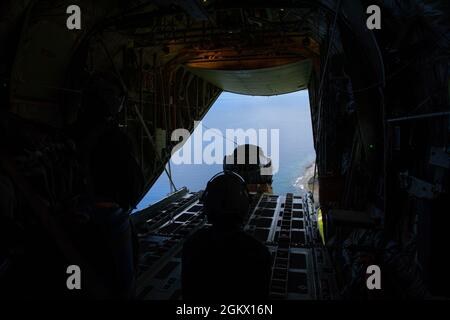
181, 171, 272, 300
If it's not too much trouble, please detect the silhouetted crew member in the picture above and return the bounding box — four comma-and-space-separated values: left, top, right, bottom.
67, 72, 144, 298
0, 72, 143, 299
74, 127, 144, 299
182, 171, 272, 300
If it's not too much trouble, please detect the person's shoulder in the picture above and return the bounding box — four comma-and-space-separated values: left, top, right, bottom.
184, 227, 213, 247
238, 232, 272, 266
239, 231, 270, 253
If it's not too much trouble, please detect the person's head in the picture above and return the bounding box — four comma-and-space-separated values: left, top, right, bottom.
201, 171, 250, 230
90, 128, 144, 210
81, 72, 126, 123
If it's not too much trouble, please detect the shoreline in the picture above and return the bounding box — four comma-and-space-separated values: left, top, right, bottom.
294, 161, 319, 203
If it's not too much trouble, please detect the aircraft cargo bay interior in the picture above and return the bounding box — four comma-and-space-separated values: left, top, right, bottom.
0, 0, 449, 303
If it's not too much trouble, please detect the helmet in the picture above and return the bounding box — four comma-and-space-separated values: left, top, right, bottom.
82, 72, 126, 121
201, 171, 250, 228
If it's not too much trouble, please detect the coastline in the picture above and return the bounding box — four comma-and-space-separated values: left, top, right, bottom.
294, 161, 319, 204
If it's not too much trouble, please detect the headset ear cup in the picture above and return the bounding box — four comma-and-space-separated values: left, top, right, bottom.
200, 185, 208, 203
201, 176, 217, 203
241, 189, 250, 217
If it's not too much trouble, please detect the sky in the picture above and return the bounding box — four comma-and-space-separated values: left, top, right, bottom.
135, 90, 315, 211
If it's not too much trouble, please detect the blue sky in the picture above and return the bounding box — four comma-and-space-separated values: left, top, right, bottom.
136, 90, 315, 211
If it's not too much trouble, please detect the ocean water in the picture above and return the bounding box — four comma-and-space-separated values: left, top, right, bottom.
135, 90, 315, 211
